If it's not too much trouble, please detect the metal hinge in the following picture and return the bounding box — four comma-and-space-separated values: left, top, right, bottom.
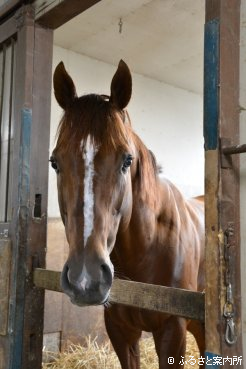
223, 222, 237, 345
0, 229, 9, 239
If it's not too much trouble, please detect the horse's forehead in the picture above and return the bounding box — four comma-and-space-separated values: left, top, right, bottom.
79, 132, 133, 158
79, 135, 116, 165
80, 135, 99, 158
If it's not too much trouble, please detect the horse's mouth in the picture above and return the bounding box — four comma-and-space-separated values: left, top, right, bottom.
70, 291, 110, 307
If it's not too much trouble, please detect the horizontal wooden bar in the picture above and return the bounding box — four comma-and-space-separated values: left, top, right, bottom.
0, 0, 20, 20
33, 268, 205, 321
34, 269, 62, 292
34, 0, 101, 29
0, 15, 17, 44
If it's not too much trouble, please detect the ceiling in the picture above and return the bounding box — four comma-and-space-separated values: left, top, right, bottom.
54, 0, 205, 95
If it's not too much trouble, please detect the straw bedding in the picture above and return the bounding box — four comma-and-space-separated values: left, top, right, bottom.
43, 332, 200, 369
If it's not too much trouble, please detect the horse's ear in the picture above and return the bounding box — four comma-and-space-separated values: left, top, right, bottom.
53, 62, 77, 110
110, 60, 132, 110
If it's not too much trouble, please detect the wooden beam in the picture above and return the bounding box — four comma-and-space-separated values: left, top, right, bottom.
34, 0, 101, 29
0, 0, 20, 20
205, 0, 242, 366
0, 16, 17, 44
0, 6, 53, 369
204, 13, 221, 356
0, 239, 11, 336
7, 8, 36, 369
219, 0, 242, 360
33, 268, 205, 322
20, 22, 53, 369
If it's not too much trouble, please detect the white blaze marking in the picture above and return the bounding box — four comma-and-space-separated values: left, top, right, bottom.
81, 136, 98, 247
80, 276, 88, 290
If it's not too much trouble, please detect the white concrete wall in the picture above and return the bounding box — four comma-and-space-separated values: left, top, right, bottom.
48, 45, 204, 217
240, 0, 246, 360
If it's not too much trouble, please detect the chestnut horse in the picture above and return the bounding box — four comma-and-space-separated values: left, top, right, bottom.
51, 60, 205, 369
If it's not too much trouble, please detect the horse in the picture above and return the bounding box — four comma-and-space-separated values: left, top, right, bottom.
51, 59, 205, 369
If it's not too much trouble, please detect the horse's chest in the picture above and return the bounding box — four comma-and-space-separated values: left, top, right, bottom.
108, 304, 169, 333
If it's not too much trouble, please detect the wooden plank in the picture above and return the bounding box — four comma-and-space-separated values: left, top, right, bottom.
34, 269, 62, 292
20, 23, 53, 369
0, 8, 19, 369
0, 238, 11, 336
240, 0, 246, 361
34, 0, 101, 29
0, 14, 17, 44
204, 0, 242, 367
204, 15, 221, 357
33, 268, 205, 322
110, 279, 205, 321
205, 0, 220, 20
219, 0, 242, 362
4, 8, 35, 369
0, 0, 20, 20
204, 18, 219, 151
0, 238, 11, 369
0, 6, 53, 369
205, 150, 221, 355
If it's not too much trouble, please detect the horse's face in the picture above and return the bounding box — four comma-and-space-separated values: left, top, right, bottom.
52, 60, 133, 306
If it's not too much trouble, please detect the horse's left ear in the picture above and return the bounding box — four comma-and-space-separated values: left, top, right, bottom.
110, 60, 132, 110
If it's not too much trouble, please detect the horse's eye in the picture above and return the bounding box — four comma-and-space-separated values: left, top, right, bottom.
122, 154, 133, 174
49, 157, 59, 173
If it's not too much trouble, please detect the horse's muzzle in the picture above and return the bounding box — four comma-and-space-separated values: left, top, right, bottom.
61, 261, 113, 306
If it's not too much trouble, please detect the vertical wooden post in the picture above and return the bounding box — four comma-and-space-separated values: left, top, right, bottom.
240, 0, 246, 360
205, 1, 242, 367
20, 21, 53, 369
0, 5, 53, 369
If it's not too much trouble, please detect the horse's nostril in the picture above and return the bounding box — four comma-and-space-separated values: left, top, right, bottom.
101, 263, 113, 285
61, 262, 73, 294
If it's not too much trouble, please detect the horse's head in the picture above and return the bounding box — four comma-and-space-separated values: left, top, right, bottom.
51, 60, 136, 306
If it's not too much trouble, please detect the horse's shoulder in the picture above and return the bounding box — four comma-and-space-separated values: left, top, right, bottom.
159, 178, 204, 225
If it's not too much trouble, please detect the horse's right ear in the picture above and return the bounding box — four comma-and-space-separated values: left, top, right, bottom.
53, 62, 77, 110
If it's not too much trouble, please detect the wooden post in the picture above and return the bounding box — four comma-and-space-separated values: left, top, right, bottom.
0, 5, 53, 369
205, 1, 242, 367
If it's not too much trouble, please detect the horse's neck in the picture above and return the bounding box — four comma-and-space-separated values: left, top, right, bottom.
113, 178, 183, 281
117, 178, 182, 254
132, 177, 182, 235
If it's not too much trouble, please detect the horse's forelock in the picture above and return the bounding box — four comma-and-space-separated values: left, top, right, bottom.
56, 94, 131, 153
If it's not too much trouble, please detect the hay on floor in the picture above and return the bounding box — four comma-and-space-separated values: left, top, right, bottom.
43, 332, 200, 369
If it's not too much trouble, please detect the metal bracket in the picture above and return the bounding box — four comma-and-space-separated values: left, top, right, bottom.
221, 138, 233, 168
0, 229, 9, 239
223, 222, 237, 345
221, 137, 246, 168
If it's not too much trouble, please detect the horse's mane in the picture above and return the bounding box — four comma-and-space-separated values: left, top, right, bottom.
56, 94, 159, 207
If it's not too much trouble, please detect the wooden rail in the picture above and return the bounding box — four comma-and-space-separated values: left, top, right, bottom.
33, 268, 205, 321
